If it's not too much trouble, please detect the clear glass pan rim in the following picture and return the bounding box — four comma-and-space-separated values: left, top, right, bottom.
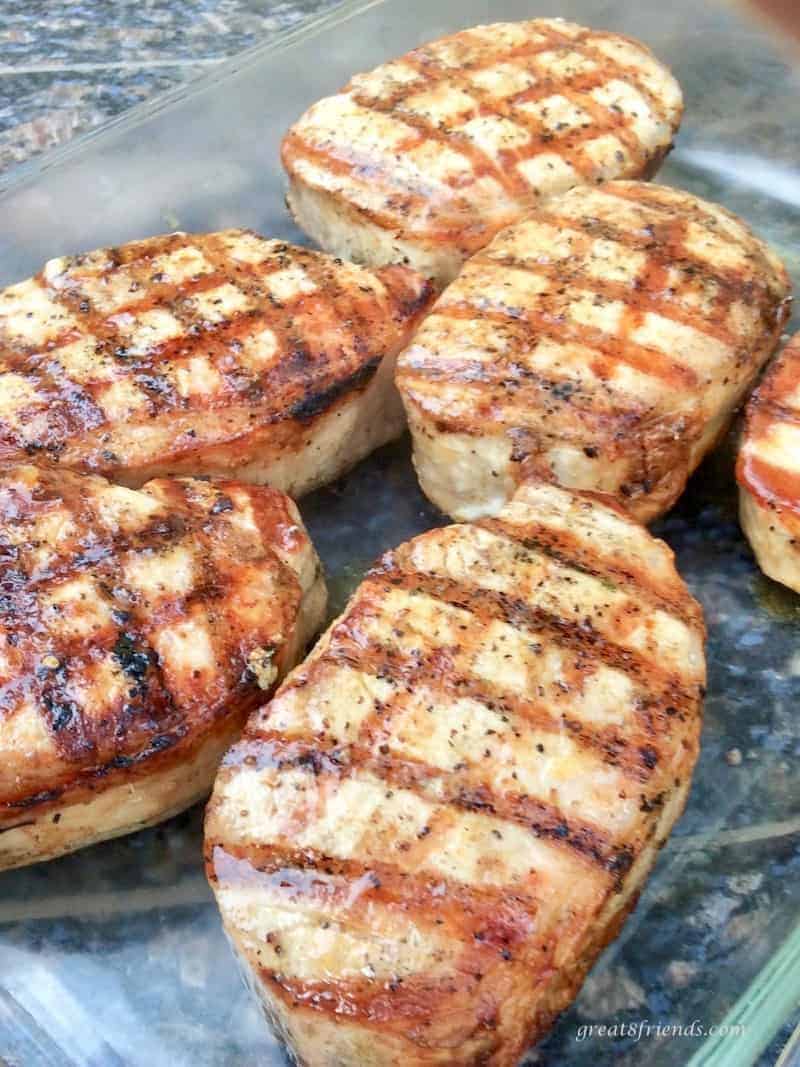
0, 0, 383, 198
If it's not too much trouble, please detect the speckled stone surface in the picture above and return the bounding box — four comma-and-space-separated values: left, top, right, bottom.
0, 1, 338, 172
0, 1, 799, 1065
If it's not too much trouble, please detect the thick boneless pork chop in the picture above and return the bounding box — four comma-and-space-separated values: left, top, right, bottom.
206, 478, 705, 1067
282, 18, 683, 285
0, 230, 433, 493
397, 180, 791, 523
0, 464, 325, 870
738, 332, 800, 593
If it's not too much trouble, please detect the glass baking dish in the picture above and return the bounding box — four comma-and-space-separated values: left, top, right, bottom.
1, 1, 799, 1064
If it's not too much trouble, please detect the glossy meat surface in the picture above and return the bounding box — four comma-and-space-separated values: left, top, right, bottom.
0, 463, 326, 869
283, 18, 683, 284
738, 332, 800, 593
397, 180, 791, 522
0, 230, 434, 493
206, 478, 705, 1066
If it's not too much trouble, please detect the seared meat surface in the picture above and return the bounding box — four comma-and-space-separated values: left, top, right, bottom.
738, 332, 800, 593
0, 230, 433, 492
283, 19, 683, 285
397, 180, 791, 522
0, 463, 325, 869
206, 478, 705, 1066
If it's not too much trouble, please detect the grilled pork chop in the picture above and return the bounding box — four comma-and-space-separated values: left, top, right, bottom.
397, 180, 791, 523
282, 18, 683, 286
738, 332, 800, 593
0, 463, 325, 870
0, 230, 433, 492
206, 478, 705, 1066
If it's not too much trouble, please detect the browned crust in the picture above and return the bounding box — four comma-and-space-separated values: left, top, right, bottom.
0, 463, 324, 855
237, 730, 626, 870
0, 233, 435, 487
1, 709, 245, 869
370, 561, 696, 706
282, 20, 683, 258
398, 180, 792, 523
738, 331, 800, 521
305, 634, 668, 785
205, 480, 704, 1065
476, 512, 696, 615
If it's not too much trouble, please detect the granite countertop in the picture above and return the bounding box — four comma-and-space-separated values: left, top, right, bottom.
0, 2, 797, 1066
0, 0, 338, 174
